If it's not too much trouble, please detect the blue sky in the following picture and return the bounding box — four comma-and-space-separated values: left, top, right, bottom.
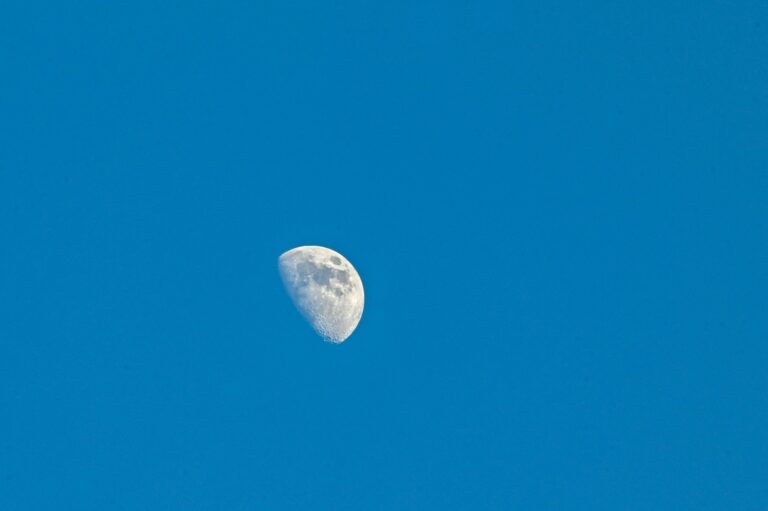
1, 1, 767, 509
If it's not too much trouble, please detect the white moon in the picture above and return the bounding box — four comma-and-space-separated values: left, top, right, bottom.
278, 246, 364, 343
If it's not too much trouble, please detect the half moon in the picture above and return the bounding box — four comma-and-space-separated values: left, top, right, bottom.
278, 246, 364, 343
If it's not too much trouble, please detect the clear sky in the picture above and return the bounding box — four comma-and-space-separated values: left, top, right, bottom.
1, 1, 767, 509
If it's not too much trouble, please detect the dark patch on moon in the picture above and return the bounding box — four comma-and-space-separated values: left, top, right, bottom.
296, 260, 352, 290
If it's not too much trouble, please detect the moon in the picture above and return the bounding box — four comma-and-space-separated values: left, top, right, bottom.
278, 246, 364, 343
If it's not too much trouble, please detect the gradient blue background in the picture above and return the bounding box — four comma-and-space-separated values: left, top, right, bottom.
1, 1, 767, 509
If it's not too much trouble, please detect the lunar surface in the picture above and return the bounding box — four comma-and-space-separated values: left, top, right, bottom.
278, 246, 364, 343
